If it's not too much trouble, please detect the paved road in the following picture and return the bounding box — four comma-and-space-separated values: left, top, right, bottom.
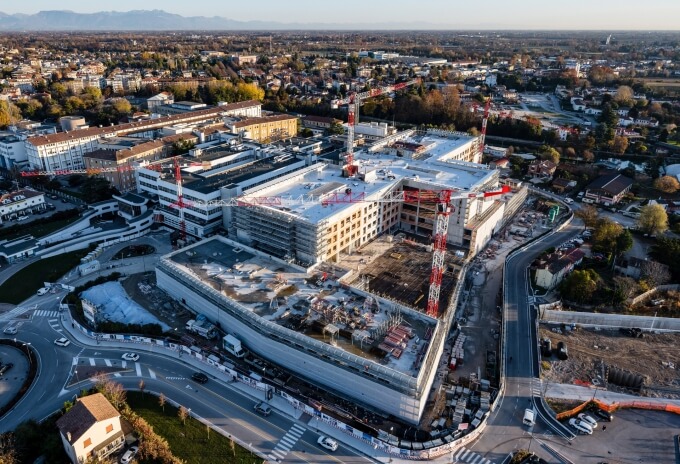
470, 218, 583, 461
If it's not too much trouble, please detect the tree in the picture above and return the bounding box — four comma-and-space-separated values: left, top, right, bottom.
178, 405, 189, 425
93, 373, 126, 409
616, 229, 633, 255
159, 392, 166, 412
0, 432, 17, 464
0, 100, 21, 128
640, 260, 671, 287
111, 98, 132, 115
582, 150, 595, 162
610, 136, 629, 155
560, 269, 599, 303
592, 218, 624, 254
326, 120, 345, 135
81, 176, 118, 203
653, 175, 680, 194
612, 276, 639, 301
575, 204, 599, 229
614, 85, 634, 106
538, 145, 560, 164
637, 204, 669, 235
650, 237, 680, 281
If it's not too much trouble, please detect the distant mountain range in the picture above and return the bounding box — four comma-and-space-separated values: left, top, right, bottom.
0, 9, 449, 31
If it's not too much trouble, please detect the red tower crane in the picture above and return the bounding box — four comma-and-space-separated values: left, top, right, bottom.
217, 184, 511, 318
333, 79, 419, 176
478, 97, 491, 159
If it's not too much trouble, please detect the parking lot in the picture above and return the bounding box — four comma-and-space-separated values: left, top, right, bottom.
549, 408, 680, 464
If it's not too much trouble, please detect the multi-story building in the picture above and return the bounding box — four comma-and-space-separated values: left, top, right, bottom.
0, 188, 46, 223
25, 100, 261, 171
226, 114, 298, 143
136, 141, 306, 238
0, 134, 28, 169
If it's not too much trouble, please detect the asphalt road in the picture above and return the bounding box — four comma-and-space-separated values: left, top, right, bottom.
1, 294, 371, 464
470, 218, 583, 461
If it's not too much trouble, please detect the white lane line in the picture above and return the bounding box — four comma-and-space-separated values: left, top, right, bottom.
104, 359, 112, 367
135, 362, 142, 376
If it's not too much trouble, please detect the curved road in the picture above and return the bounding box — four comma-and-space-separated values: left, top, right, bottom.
1, 297, 372, 464
471, 218, 582, 461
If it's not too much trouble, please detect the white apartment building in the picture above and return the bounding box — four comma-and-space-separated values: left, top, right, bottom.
0, 189, 46, 223
0, 134, 28, 169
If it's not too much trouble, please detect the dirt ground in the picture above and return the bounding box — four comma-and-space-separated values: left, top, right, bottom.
540, 325, 680, 398
121, 272, 192, 332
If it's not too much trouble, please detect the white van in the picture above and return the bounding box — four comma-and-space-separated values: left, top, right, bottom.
564, 198, 574, 204
37, 287, 50, 296
523, 408, 535, 426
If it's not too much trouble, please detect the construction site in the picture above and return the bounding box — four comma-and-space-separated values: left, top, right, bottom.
539, 325, 680, 398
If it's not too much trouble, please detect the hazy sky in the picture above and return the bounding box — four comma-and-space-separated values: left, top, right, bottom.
3, 0, 680, 29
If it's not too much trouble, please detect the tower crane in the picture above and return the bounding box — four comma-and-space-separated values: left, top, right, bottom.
478, 97, 491, 159
333, 79, 419, 176
200, 184, 511, 318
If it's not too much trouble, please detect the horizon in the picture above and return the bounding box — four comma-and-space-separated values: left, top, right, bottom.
0, 1, 679, 30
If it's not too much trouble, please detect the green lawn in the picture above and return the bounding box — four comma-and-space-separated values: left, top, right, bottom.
0, 250, 88, 304
0, 216, 81, 241
126, 392, 261, 464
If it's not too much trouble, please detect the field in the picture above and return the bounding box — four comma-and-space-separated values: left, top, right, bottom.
0, 250, 88, 304
540, 326, 680, 398
126, 392, 261, 464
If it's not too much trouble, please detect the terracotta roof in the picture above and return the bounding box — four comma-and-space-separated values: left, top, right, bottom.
27, 100, 260, 147
56, 393, 120, 444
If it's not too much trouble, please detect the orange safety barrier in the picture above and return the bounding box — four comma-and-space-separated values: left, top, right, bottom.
555, 398, 680, 420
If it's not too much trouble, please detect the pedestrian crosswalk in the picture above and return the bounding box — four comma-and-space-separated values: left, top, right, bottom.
76, 357, 156, 380
0, 305, 35, 322
451, 447, 495, 464
48, 318, 61, 331
34, 310, 59, 318
267, 423, 305, 463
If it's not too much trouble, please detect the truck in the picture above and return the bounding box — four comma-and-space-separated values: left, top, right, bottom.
523, 408, 535, 427
185, 314, 218, 339
223, 334, 246, 358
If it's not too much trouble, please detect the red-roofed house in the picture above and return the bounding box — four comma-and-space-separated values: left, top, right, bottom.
534, 247, 585, 289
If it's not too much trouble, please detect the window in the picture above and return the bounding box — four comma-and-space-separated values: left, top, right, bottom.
106, 424, 114, 433
83, 438, 92, 448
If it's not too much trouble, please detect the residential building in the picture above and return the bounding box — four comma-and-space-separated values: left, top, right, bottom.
153, 101, 208, 116
584, 173, 633, 205
527, 159, 557, 179
552, 178, 576, 193
0, 189, 46, 224
302, 115, 342, 131
56, 393, 126, 464
534, 247, 585, 289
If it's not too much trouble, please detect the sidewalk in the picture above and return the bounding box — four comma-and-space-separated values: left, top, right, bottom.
545, 382, 680, 407
60, 308, 454, 463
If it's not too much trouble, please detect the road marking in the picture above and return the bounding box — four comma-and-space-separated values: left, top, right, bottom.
135, 362, 141, 376
72, 357, 78, 366
121, 361, 127, 368
268, 424, 305, 462
104, 359, 112, 367
89, 358, 95, 366
149, 369, 156, 380
113, 373, 121, 377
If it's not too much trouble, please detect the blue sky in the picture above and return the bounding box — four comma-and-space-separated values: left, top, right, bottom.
3, 0, 679, 29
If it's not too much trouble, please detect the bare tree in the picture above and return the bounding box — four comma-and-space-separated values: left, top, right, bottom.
93, 373, 126, 409
159, 392, 166, 412
612, 276, 639, 300
139, 379, 146, 398
575, 204, 598, 229
178, 405, 189, 425
641, 260, 671, 287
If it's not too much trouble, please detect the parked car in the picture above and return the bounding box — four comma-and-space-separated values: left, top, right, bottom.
120, 445, 138, 464
317, 436, 338, 451
578, 413, 598, 429
254, 402, 272, 417
3, 326, 17, 335
121, 353, 139, 362
16, 216, 29, 222
591, 407, 613, 422
191, 372, 208, 384
54, 337, 71, 347
569, 418, 593, 435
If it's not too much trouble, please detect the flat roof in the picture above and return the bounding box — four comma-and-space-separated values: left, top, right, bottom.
166, 154, 302, 194
167, 237, 435, 377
